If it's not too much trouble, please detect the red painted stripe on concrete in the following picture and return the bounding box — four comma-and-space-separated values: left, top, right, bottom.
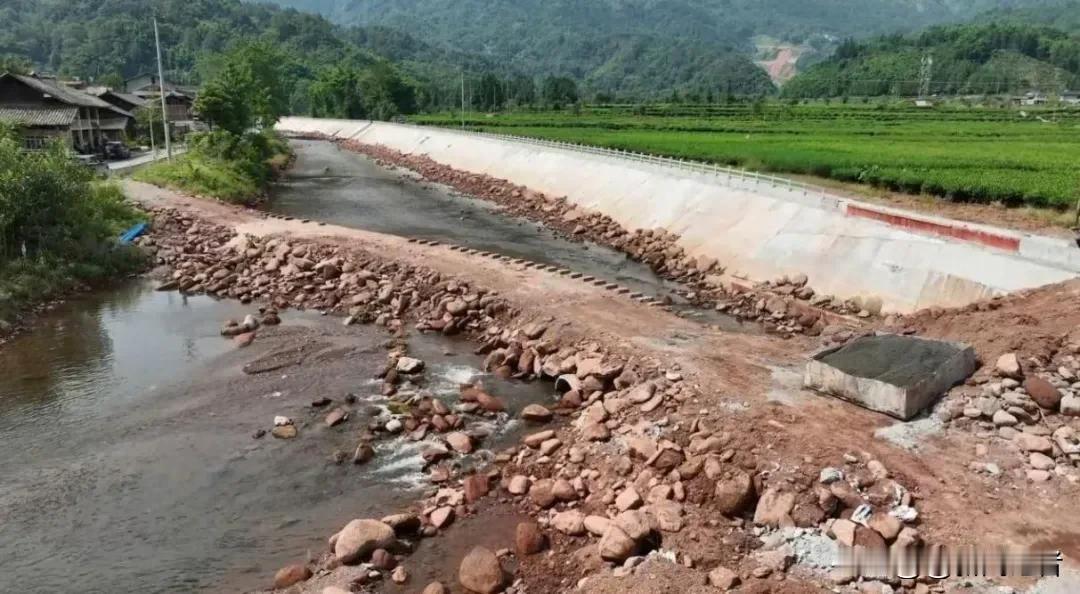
845, 204, 1020, 252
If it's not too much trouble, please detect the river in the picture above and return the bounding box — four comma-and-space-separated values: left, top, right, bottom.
0, 283, 548, 593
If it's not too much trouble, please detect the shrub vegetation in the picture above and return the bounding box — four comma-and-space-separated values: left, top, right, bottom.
0, 125, 145, 326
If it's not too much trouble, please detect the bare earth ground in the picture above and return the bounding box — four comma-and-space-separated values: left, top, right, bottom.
125, 180, 1080, 593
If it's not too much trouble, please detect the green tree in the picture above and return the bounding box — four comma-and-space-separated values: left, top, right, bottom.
507, 75, 536, 107
360, 61, 416, 118
309, 65, 365, 118
97, 72, 124, 89
134, 104, 166, 146
0, 54, 30, 75
473, 73, 506, 111
195, 40, 290, 134
541, 76, 578, 107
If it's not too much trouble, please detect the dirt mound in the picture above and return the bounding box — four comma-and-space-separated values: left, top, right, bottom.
894, 279, 1080, 369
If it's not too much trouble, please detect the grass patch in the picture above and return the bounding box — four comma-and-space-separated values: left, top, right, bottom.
134, 129, 292, 206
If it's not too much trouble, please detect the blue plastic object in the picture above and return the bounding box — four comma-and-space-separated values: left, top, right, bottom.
118, 222, 148, 245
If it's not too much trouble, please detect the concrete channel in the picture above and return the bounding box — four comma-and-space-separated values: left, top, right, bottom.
277, 117, 1080, 313
266, 138, 756, 331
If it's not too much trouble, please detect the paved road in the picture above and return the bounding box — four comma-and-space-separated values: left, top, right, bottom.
107, 147, 186, 173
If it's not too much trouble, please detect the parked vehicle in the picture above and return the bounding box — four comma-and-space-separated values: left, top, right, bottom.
104, 141, 131, 160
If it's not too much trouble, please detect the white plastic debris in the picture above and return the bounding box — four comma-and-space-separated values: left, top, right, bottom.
890, 505, 919, 523
819, 467, 844, 484
851, 504, 873, 526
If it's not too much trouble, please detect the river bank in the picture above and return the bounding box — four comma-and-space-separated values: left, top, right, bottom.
118, 149, 1080, 594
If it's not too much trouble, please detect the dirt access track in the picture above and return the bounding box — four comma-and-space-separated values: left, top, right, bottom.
125, 166, 1080, 594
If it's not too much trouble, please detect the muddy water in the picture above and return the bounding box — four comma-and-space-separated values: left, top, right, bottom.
270, 140, 754, 332
0, 283, 551, 593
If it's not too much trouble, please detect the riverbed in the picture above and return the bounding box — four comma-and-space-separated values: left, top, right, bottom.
269, 140, 754, 332
0, 283, 550, 593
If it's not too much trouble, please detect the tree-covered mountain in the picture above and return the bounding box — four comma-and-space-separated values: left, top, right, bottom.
254, 0, 1033, 45
782, 22, 1080, 97
977, 0, 1080, 33
0, 0, 488, 107
249, 0, 1041, 97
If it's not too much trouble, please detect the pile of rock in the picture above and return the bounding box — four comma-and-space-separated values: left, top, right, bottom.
142, 208, 514, 343
489, 384, 924, 589
814, 458, 921, 561
944, 351, 1080, 483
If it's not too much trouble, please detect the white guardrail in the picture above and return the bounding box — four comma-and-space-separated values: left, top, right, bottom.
439, 125, 832, 200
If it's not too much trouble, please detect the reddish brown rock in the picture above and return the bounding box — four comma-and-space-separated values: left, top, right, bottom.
1024, 377, 1062, 410
520, 404, 553, 422
754, 488, 796, 527
459, 546, 505, 593
714, 470, 755, 515
272, 564, 311, 589
476, 390, 507, 412
529, 478, 557, 508
463, 474, 490, 503
515, 521, 546, 555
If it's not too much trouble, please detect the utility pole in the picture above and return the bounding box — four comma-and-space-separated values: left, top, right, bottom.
460, 71, 466, 129
149, 105, 157, 159
154, 17, 172, 161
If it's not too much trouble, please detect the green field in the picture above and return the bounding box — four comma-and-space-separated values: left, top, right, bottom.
413, 103, 1080, 209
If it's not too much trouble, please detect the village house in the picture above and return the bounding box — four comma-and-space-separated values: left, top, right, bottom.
88, 87, 148, 138
0, 72, 135, 152
124, 73, 200, 134
89, 87, 149, 113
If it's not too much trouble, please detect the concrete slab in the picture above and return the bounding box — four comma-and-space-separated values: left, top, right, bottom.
803, 334, 976, 420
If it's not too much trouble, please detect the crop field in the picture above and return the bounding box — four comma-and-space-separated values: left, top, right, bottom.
413, 104, 1080, 209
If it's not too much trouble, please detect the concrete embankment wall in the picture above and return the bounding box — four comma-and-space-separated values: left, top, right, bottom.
277, 117, 1080, 313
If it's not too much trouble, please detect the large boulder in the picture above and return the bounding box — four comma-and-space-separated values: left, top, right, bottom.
995, 353, 1022, 378
331, 519, 396, 564
273, 564, 311, 589
753, 488, 796, 527
458, 546, 505, 593
552, 510, 587, 535
520, 404, 553, 422
598, 525, 637, 562
714, 470, 755, 515
515, 521, 547, 555
708, 566, 739, 590
1024, 377, 1062, 410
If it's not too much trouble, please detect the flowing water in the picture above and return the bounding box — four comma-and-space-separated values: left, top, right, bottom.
270, 140, 754, 332
0, 283, 550, 593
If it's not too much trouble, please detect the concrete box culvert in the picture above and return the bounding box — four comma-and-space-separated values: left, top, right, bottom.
803, 334, 976, 420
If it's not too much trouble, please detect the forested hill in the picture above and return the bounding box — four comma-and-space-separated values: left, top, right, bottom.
977, 0, 1080, 33
256, 0, 797, 97
246, 0, 1049, 97
782, 23, 1080, 97
253, 0, 1030, 45
0, 0, 488, 100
